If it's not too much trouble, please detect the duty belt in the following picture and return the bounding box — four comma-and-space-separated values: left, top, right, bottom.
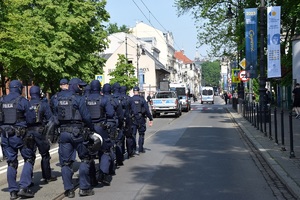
60, 126, 82, 137
1, 125, 26, 137
27, 126, 45, 134
94, 122, 109, 129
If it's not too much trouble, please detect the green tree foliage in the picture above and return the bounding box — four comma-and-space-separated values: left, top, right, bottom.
0, 0, 110, 94
107, 23, 131, 34
109, 54, 138, 91
201, 61, 221, 87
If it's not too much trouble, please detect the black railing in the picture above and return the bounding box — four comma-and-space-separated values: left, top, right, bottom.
240, 100, 295, 158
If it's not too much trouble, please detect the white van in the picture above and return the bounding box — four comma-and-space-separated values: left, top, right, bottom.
201, 87, 214, 104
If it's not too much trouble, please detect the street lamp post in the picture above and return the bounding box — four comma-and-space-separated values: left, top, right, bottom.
259, 0, 267, 110
227, 1, 244, 100
136, 44, 140, 86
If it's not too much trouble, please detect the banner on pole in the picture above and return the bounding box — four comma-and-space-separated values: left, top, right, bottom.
267, 6, 281, 78
244, 8, 258, 78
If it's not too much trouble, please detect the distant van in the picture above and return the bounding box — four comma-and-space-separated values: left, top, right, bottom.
201, 87, 214, 104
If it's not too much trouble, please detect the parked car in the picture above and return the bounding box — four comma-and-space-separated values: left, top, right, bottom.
151, 91, 182, 118
179, 95, 191, 112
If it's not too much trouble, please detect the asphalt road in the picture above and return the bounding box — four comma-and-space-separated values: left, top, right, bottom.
0, 96, 290, 200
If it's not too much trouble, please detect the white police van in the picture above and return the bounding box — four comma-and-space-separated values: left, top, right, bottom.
200, 87, 214, 104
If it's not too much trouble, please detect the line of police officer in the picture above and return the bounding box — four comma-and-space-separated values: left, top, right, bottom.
0, 78, 153, 199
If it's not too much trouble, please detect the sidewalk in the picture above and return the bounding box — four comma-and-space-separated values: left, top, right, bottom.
227, 105, 300, 199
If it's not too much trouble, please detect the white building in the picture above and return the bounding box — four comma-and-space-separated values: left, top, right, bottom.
101, 32, 169, 95
101, 22, 201, 96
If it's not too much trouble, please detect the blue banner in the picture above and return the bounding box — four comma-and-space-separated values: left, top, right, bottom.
244, 8, 258, 78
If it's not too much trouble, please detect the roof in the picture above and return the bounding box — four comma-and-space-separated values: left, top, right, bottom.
174, 50, 193, 64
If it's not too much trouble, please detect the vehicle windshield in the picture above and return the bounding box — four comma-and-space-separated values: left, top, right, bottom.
202, 90, 213, 95
156, 92, 175, 98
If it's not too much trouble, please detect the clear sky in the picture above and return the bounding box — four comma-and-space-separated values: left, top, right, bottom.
105, 0, 209, 60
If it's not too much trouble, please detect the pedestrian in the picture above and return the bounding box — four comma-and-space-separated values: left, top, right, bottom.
28, 86, 57, 184
223, 92, 229, 105
52, 78, 96, 198
292, 83, 300, 119
85, 80, 115, 186
0, 80, 36, 199
146, 93, 152, 104
266, 89, 271, 105
131, 86, 153, 154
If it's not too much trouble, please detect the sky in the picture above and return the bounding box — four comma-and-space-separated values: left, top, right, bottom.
105, 0, 209, 60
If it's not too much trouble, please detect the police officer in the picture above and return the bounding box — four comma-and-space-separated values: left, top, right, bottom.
111, 82, 125, 166
85, 80, 115, 186
0, 80, 36, 199
102, 83, 123, 175
50, 78, 69, 113
28, 86, 57, 183
119, 85, 140, 158
52, 78, 96, 198
131, 86, 153, 154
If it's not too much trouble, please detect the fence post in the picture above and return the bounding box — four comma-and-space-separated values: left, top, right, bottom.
257, 103, 259, 130
281, 109, 286, 151
269, 106, 272, 140
289, 111, 295, 158
274, 107, 278, 144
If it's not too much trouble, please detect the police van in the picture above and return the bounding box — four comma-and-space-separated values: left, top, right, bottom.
200, 87, 214, 104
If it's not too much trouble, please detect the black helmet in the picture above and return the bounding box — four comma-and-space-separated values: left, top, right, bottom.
89, 133, 103, 152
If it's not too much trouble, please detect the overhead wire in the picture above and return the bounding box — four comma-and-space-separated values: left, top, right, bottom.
137, 0, 186, 54
130, 0, 184, 64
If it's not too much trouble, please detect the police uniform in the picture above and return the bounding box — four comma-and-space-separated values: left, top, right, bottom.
0, 80, 36, 199
102, 83, 123, 175
131, 86, 153, 153
112, 82, 125, 166
86, 80, 115, 186
28, 86, 57, 183
52, 78, 95, 198
120, 86, 140, 158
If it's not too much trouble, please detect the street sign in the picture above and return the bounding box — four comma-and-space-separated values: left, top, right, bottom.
95, 74, 104, 86
232, 69, 240, 83
239, 58, 246, 69
239, 70, 250, 82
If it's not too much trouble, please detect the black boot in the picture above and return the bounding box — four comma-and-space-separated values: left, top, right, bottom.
10, 191, 18, 200
79, 189, 95, 196
98, 172, 112, 186
17, 188, 34, 198
102, 173, 112, 186
64, 189, 75, 198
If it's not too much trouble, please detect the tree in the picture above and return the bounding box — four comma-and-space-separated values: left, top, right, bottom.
201, 61, 221, 87
107, 23, 131, 34
109, 54, 138, 91
0, 0, 110, 94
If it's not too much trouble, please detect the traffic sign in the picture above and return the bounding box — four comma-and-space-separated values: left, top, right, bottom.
239, 58, 246, 69
238, 70, 250, 82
